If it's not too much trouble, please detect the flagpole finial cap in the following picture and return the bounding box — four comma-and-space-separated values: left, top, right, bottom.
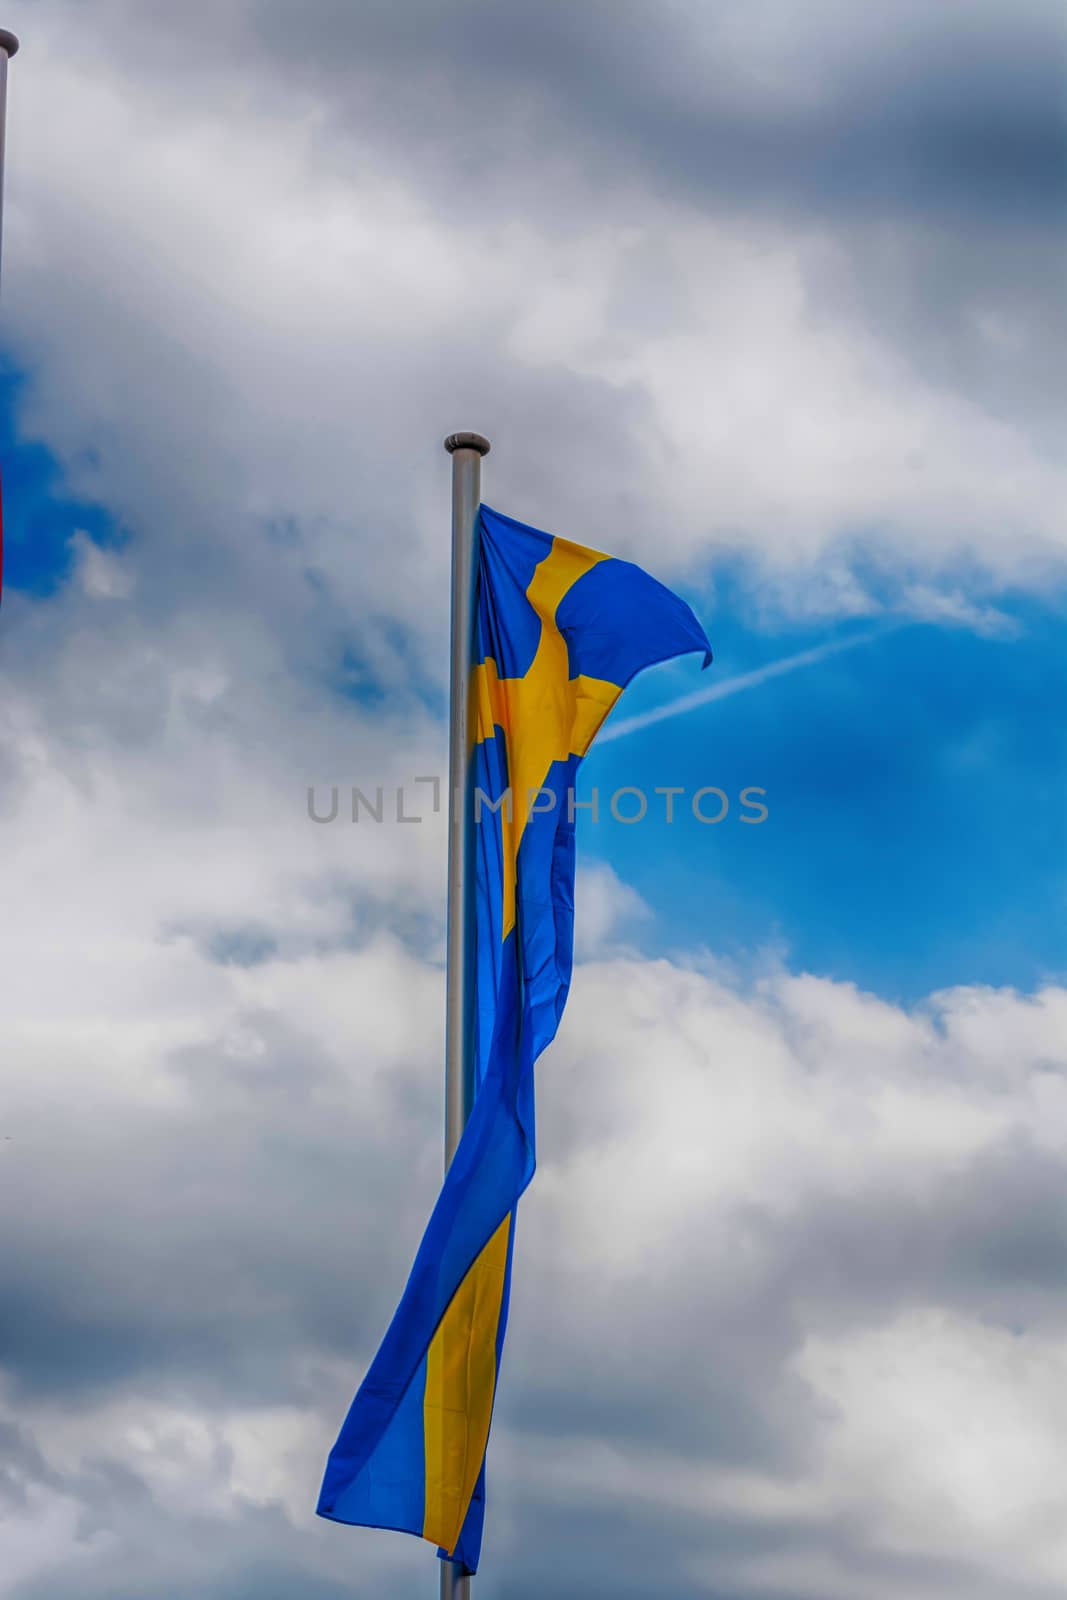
0, 30, 19, 57
444, 432, 491, 456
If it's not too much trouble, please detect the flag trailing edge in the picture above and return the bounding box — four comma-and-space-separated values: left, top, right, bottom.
317, 504, 711, 1573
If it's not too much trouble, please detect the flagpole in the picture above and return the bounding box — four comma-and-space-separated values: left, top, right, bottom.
0, 29, 17, 280
441, 430, 490, 1600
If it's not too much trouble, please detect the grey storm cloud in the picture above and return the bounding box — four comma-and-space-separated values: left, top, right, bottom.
5, 920, 1067, 1598
0, 989, 444, 1403
88, 0, 1067, 225
7, 0, 1059, 612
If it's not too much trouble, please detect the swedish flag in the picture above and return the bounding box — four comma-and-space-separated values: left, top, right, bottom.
317, 505, 711, 1572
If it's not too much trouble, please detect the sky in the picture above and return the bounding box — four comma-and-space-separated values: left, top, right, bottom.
0, 1, 1065, 1596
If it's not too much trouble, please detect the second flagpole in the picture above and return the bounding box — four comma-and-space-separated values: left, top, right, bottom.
441, 430, 490, 1600
0, 28, 17, 279
0, 28, 18, 598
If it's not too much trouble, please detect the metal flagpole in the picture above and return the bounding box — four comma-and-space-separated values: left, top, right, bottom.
440, 430, 490, 1600
0, 29, 17, 279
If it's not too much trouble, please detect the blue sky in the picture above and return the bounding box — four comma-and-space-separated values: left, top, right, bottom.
585, 590, 1067, 1002
2, 4, 1067, 1600
0, 366, 125, 594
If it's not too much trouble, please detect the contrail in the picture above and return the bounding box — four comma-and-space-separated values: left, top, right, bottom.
597, 628, 886, 744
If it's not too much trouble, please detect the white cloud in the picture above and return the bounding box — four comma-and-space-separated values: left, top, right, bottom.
1, 0, 1064, 639
71, 531, 135, 600
573, 863, 649, 958
3, 600, 1066, 1593
798, 1311, 1067, 1587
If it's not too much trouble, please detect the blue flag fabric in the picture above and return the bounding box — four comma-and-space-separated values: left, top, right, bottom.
317, 505, 711, 1572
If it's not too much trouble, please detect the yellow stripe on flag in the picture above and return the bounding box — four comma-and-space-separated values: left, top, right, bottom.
422, 1214, 512, 1553
473, 539, 622, 939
